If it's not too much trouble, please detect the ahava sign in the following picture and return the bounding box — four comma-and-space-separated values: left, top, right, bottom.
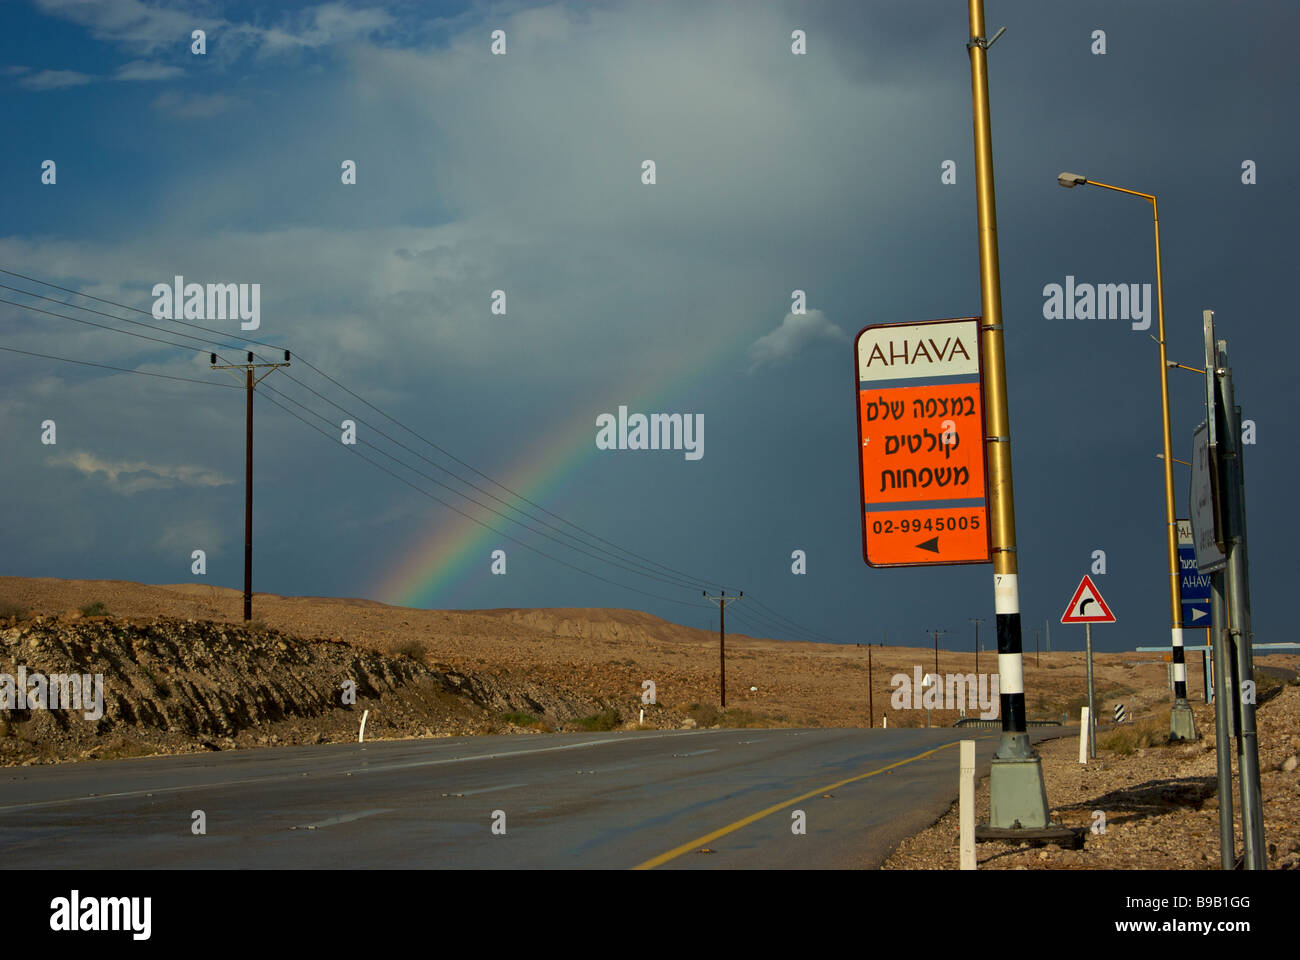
854, 317, 991, 568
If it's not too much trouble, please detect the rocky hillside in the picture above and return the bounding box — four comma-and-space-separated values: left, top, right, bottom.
0, 613, 656, 765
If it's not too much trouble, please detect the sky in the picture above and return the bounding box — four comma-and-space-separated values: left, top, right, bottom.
0, 0, 1295, 656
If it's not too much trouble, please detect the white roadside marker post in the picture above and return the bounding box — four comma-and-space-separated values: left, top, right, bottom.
1078, 707, 1090, 764
960, 740, 976, 869
359, 708, 370, 743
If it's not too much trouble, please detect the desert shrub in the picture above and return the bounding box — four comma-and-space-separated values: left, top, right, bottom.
1100, 707, 1171, 755
573, 709, 620, 731
391, 639, 425, 661
686, 703, 721, 727
720, 709, 770, 728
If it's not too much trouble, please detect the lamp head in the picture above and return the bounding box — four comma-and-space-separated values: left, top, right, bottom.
1058, 172, 1088, 188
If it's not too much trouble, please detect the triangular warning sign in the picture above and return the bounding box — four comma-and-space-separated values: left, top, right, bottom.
1060, 574, 1116, 624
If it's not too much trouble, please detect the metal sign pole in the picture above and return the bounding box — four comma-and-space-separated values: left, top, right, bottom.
1210, 569, 1234, 868
1085, 623, 1096, 759
1218, 356, 1264, 868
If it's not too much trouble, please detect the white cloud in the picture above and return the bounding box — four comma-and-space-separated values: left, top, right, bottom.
747, 310, 845, 373
33, 0, 394, 63
18, 69, 95, 90
50, 451, 232, 494
256, 3, 395, 55
115, 60, 184, 82
33, 0, 221, 57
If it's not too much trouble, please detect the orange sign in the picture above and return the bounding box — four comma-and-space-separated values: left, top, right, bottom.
855, 317, 991, 567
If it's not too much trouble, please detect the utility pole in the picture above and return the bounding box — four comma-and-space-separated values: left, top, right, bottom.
867, 644, 874, 728
969, 617, 984, 673
212, 350, 290, 621
929, 629, 949, 676
966, 0, 1052, 831
703, 590, 742, 708
1034, 629, 1039, 667
1045, 617, 1050, 654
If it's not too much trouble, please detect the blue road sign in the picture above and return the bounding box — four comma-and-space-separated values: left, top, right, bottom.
1177, 519, 1211, 626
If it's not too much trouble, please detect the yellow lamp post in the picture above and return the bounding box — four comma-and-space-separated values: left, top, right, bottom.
1056, 172, 1197, 741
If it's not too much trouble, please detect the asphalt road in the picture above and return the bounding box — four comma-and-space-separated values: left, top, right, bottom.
0, 727, 1062, 869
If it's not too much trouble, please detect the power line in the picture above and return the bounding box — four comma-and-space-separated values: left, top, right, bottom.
258, 388, 712, 611
260, 374, 840, 641
0, 267, 834, 642
0, 343, 240, 389
0, 268, 288, 351
3, 278, 719, 602
293, 353, 729, 592
0, 282, 254, 352
0, 269, 723, 591
258, 376, 703, 590
725, 600, 828, 645
0, 296, 241, 356
257, 381, 704, 593
747, 596, 839, 644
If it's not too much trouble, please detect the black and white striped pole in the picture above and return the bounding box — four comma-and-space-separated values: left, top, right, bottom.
967, 0, 1052, 831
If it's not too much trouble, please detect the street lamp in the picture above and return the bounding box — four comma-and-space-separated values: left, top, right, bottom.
1056, 172, 1197, 741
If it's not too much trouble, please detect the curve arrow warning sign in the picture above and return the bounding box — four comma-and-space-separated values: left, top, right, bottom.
854, 317, 991, 567
1060, 575, 1116, 624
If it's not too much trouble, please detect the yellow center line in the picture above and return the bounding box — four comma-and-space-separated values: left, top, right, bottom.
632, 737, 978, 870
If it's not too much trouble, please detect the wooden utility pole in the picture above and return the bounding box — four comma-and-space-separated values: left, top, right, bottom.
868, 644, 874, 727
929, 628, 949, 676
703, 590, 742, 708
212, 350, 290, 621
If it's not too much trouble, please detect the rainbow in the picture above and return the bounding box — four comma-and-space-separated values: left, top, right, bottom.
373, 322, 753, 609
